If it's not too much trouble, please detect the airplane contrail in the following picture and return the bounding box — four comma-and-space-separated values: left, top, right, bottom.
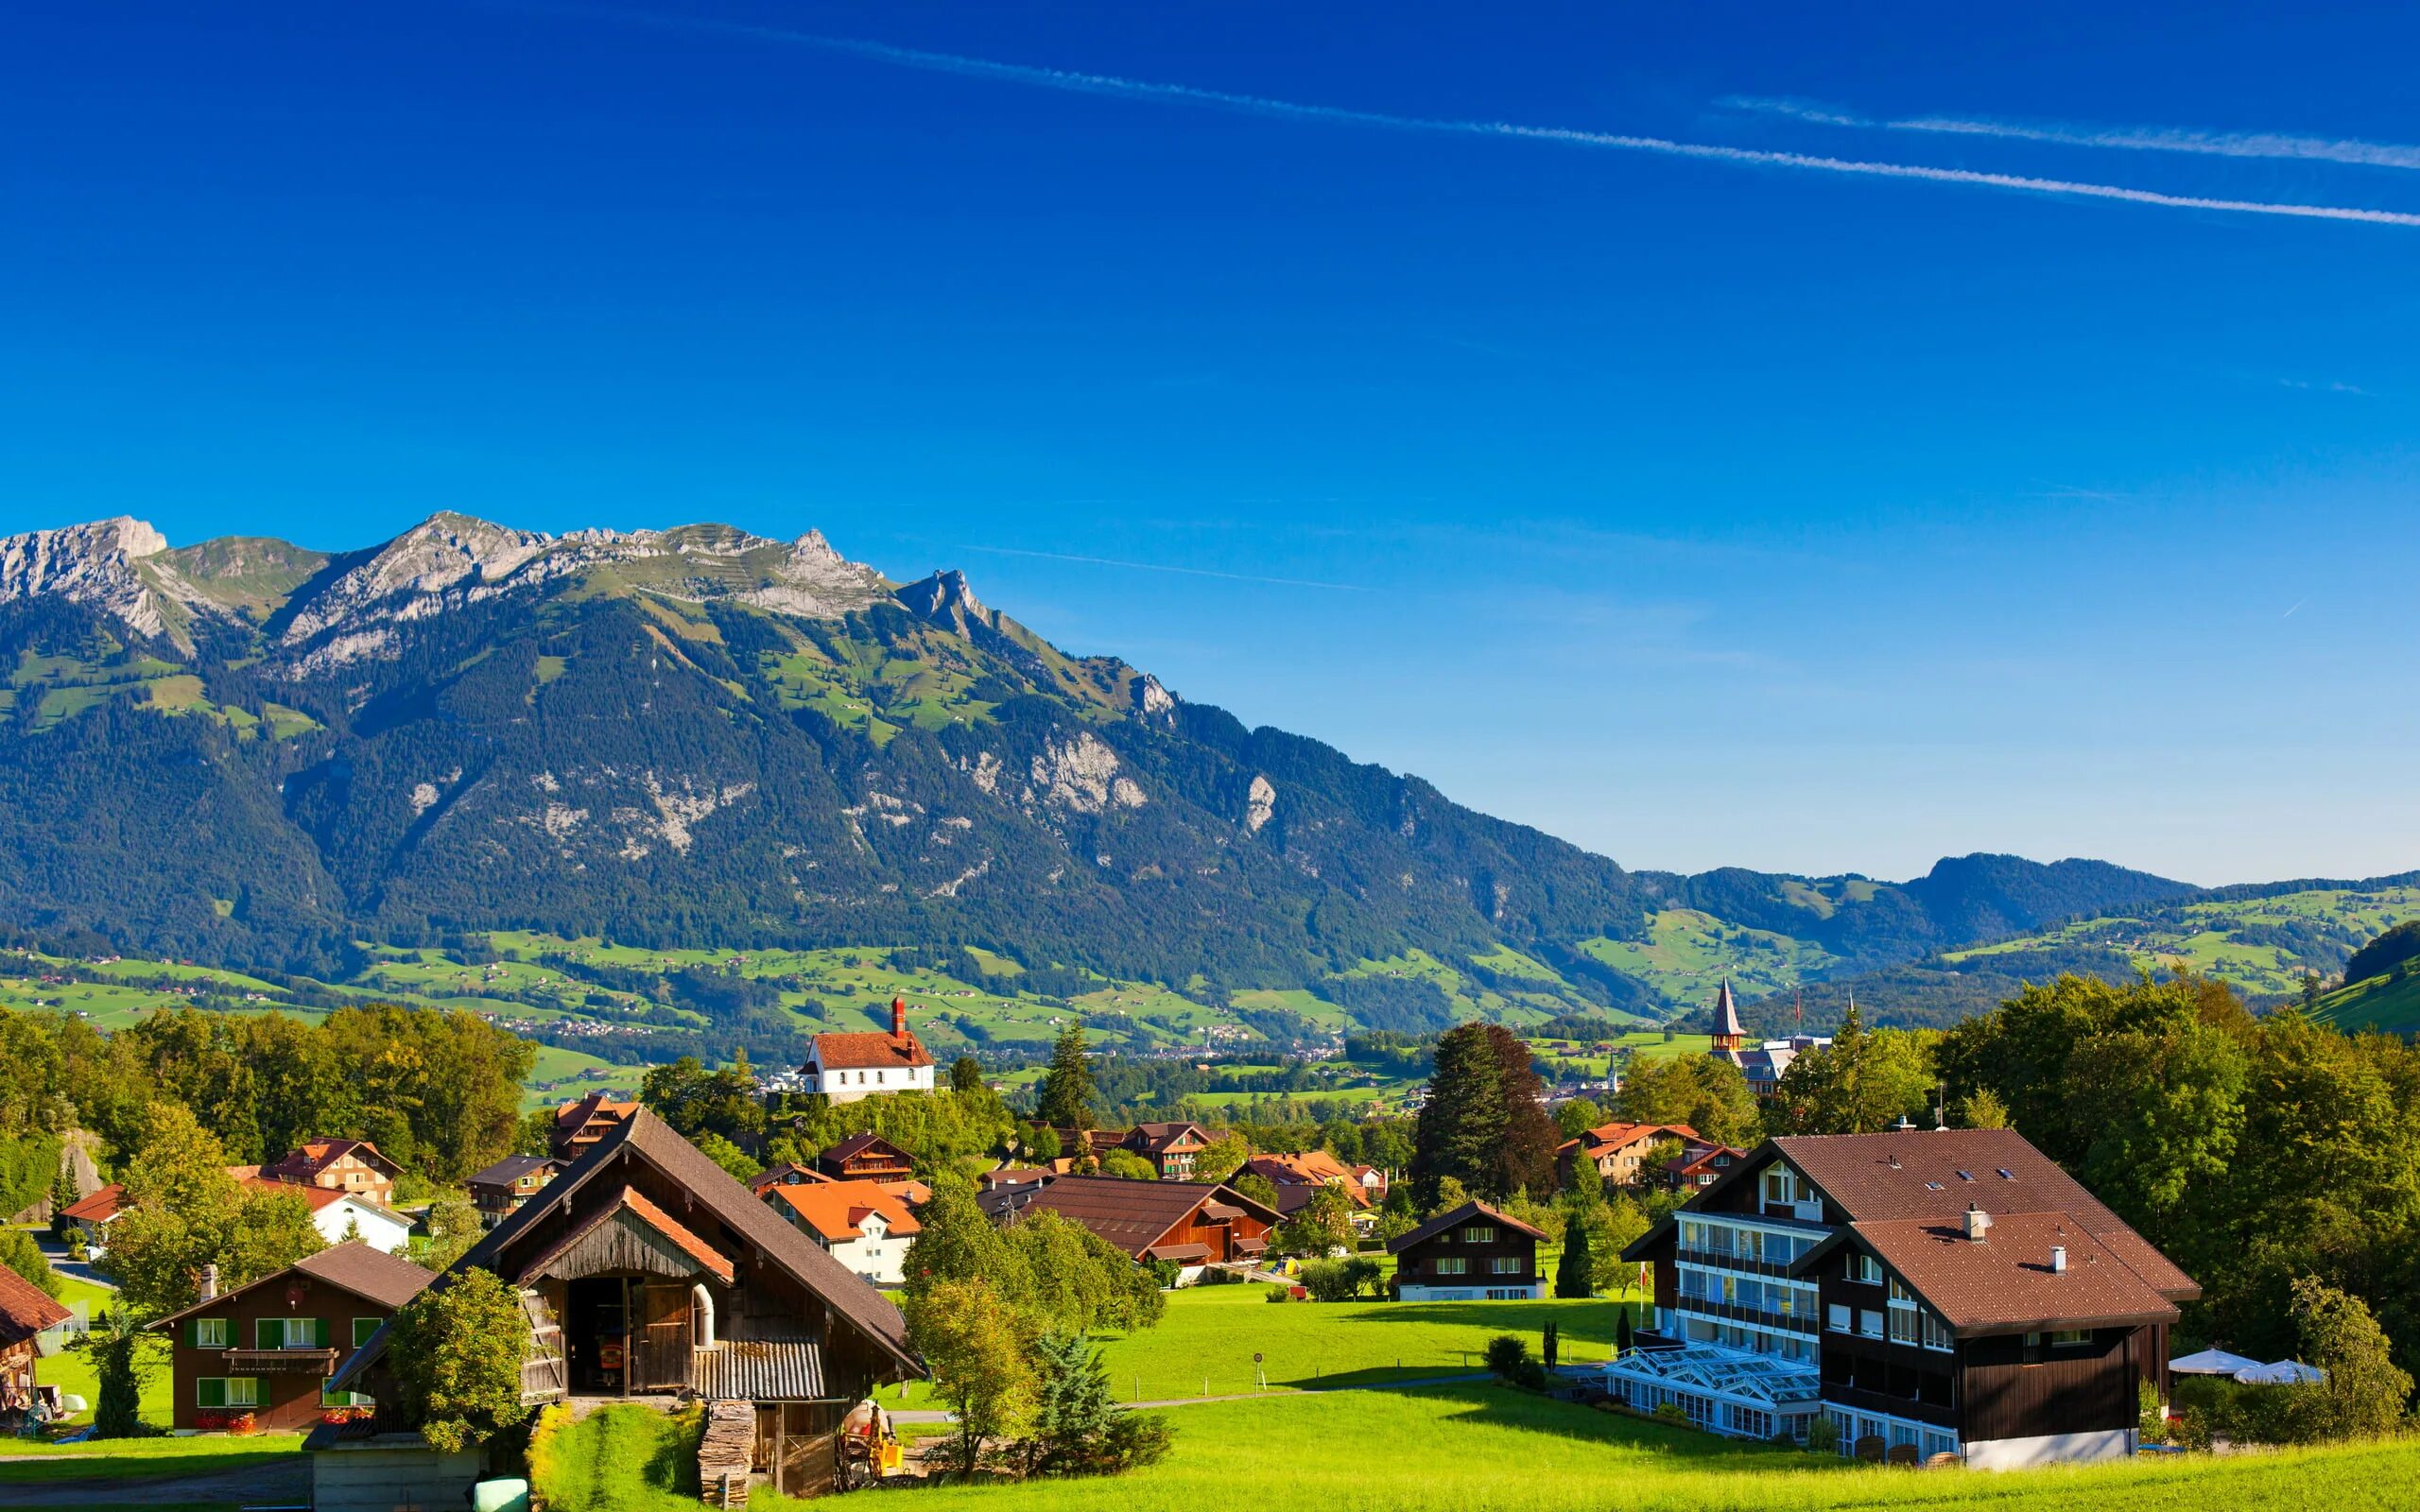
581, 10, 2420, 229
1728, 96, 2420, 174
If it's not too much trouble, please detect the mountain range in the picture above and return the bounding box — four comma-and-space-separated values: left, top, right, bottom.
0, 513, 2360, 1036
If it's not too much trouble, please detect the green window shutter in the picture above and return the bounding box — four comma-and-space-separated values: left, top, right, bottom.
184, 1320, 199, 1349
198, 1378, 226, 1409
313, 1317, 330, 1348
354, 1317, 379, 1349
256, 1317, 279, 1349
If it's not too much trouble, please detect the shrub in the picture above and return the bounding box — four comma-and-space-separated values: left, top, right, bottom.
1652, 1401, 1689, 1426
1299, 1257, 1380, 1302
1806, 1414, 1839, 1453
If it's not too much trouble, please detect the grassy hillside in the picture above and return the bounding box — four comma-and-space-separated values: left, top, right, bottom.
1941, 882, 2420, 1001
2310, 963, 2420, 1035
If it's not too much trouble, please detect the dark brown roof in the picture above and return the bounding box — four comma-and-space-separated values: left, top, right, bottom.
1835, 1212, 2183, 1335
1385, 1200, 1548, 1255
468, 1155, 562, 1190
331, 1108, 918, 1392
1129, 1123, 1207, 1153
822, 1133, 911, 1164
0, 1265, 72, 1345
978, 1175, 1278, 1257
1769, 1130, 2198, 1300
152, 1242, 434, 1329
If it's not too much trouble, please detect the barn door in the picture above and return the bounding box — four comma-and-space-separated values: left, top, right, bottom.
778, 1403, 838, 1499
520, 1287, 568, 1404
637, 1282, 694, 1392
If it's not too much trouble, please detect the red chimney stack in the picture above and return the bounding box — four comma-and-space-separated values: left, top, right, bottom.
891, 996, 907, 1039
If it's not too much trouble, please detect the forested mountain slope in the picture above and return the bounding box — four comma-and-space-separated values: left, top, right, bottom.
0, 513, 2261, 1036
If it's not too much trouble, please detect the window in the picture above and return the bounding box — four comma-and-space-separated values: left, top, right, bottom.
197, 1377, 262, 1408
1490, 1255, 1524, 1275
1955, 1171, 1975, 1182
194, 1317, 229, 1349
1996, 1169, 2016, 1180
259, 1316, 323, 1349
1888, 1308, 1921, 1345
2049, 1329, 2092, 1347
1922, 1312, 1954, 1352
1887, 1277, 1914, 1305
321, 1386, 376, 1408
1434, 1257, 1469, 1276
1826, 1303, 1851, 1333
1850, 1254, 1882, 1285
353, 1317, 381, 1349
1858, 1310, 1884, 1339
1463, 1225, 1496, 1244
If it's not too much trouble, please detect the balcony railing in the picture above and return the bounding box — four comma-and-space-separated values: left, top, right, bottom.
1668, 1299, 1821, 1335
221, 1347, 339, 1376
1676, 1246, 1793, 1279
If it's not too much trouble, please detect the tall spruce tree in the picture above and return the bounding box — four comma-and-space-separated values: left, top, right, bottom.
1486, 1023, 1562, 1198
1411, 1022, 1508, 1208
1036, 1022, 1098, 1131
1555, 1217, 1595, 1298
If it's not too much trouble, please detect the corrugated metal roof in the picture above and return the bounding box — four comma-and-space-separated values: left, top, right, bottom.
695, 1339, 827, 1401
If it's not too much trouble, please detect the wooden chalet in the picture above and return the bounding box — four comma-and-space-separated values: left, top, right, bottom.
1386, 1200, 1547, 1301
1242, 1151, 1374, 1213
332, 1108, 921, 1499
1612, 1129, 2200, 1469
467, 1155, 565, 1230
1556, 1121, 1699, 1191
0, 1265, 71, 1422
816, 1133, 913, 1184
551, 1091, 639, 1161
750, 1162, 833, 1198
258, 1139, 405, 1211
977, 1174, 1277, 1272
149, 1245, 433, 1433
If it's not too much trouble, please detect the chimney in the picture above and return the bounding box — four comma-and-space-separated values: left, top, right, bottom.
1962, 1204, 1991, 1243
2050, 1245, 2068, 1274
199, 1263, 220, 1301
890, 996, 908, 1039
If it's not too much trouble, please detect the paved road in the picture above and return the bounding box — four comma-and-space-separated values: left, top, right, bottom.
0, 1453, 308, 1507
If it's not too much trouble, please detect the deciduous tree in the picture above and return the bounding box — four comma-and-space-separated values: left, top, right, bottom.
388, 1269, 533, 1452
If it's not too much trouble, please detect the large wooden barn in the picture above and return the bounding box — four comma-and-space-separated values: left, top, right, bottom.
333, 1109, 922, 1497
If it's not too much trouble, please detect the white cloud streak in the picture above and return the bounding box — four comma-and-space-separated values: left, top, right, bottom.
596, 16, 2420, 228
1725, 94, 2420, 174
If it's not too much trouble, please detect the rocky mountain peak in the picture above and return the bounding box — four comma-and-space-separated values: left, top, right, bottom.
896, 568, 988, 632
0, 516, 183, 642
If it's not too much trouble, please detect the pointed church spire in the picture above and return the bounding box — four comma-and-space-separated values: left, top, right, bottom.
1710, 978, 1746, 1049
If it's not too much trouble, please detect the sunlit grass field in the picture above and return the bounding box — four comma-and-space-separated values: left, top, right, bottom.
911, 1387, 2420, 1512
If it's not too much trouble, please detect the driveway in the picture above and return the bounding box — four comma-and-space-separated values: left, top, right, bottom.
30, 1235, 114, 1295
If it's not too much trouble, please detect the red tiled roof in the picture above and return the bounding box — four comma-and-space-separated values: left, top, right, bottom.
0, 1265, 72, 1345
60, 1182, 124, 1225
1241, 1153, 1372, 1208
767, 1180, 922, 1244
259, 1138, 398, 1183
555, 1091, 638, 1129
808, 1031, 934, 1072
1559, 1122, 1699, 1157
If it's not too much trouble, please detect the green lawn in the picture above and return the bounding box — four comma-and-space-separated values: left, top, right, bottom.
909, 1386, 2420, 1512
0, 1435, 302, 1482
35, 1322, 173, 1430
892, 1280, 1644, 1409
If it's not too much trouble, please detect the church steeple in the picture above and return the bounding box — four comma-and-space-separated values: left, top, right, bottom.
1709, 978, 1747, 1053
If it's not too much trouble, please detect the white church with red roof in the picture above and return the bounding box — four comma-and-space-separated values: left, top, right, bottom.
799, 997, 937, 1104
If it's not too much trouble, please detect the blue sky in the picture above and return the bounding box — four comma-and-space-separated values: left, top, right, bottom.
6, 1, 2418, 885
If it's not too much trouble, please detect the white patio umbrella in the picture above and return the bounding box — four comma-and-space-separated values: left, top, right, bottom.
2235, 1359, 2327, 1385
2169, 1349, 2262, 1376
